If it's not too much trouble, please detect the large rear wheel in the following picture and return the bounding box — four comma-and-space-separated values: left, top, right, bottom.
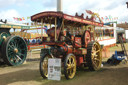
64, 53, 76, 79
2, 36, 27, 66
86, 41, 102, 71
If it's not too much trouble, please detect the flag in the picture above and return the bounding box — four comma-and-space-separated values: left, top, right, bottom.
13, 17, 18, 20
17, 18, 22, 21
27, 17, 30, 20
105, 16, 109, 20
20, 18, 22, 21
43, 26, 48, 32
109, 15, 112, 21
18, 18, 22, 21
22, 17, 25, 20
13, 17, 15, 19
17, 18, 19, 21
101, 17, 104, 20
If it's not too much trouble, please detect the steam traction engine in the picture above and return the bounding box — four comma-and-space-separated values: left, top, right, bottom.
0, 21, 28, 66
31, 11, 103, 79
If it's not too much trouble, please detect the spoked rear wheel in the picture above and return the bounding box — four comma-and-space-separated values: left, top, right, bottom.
86, 41, 102, 71
40, 54, 52, 79
2, 36, 27, 66
64, 53, 76, 79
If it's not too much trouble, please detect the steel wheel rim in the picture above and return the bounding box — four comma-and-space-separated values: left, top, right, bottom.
42, 56, 49, 77
66, 55, 76, 79
7, 36, 27, 65
91, 42, 101, 68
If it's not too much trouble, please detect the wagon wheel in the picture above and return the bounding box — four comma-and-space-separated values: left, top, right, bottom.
64, 53, 76, 79
82, 30, 91, 47
2, 36, 27, 66
40, 53, 52, 79
86, 41, 102, 71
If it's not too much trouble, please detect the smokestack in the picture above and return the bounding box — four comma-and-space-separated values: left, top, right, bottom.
57, 0, 63, 12
126, 2, 128, 8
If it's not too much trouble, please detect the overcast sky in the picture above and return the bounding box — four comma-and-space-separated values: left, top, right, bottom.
0, 0, 127, 23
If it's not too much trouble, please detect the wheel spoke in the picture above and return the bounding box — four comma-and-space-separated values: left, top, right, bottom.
71, 59, 75, 67
93, 55, 98, 59
8, 52, 14, 57
10, 43, 15, 48
18, 43, 25, 47
96, 50, 100, 53
16, 55, 22, 60
8, 49, 13, 53
69, 57, 71, 64
67, 64, 71, 69
92, 60, 98, 68
44, 70, 48, 75
17, 52, 25, 57
15, 56, 20, 63
8, 45, 14, 50
10, 41, 15, 48
94, 58, 100, 62
10, 56, 17, 63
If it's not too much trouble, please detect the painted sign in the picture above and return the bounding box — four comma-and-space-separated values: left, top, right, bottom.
0, 24, 30, 29
48, 58, 61, 81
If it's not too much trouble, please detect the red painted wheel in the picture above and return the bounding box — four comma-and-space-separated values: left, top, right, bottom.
82, 30, 91, 47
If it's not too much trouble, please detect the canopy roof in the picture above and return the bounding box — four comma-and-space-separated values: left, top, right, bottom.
31, 11, 103, 27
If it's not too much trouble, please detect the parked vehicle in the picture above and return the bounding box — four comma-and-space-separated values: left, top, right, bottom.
31, 11, 103, 79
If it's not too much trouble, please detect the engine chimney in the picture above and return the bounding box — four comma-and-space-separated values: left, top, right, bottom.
57, 0, 63, 12
126, 2, 128, 8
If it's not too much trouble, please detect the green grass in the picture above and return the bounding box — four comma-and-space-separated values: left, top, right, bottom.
109, 43, 128, 51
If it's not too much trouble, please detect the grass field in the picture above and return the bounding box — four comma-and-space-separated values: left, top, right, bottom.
109, 43, 128, 51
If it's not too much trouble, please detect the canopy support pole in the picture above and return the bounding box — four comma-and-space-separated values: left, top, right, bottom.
41, 19, 43, 42
50, 18, 51, 28
55, 17, 57, 41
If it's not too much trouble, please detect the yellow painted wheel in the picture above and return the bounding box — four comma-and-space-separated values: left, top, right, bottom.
86, 41, 102, 71
64, 54, 76, 79
40, 54, 51, 79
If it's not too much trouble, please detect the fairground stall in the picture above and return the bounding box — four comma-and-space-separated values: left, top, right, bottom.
95, 24, 117, 47
14, 27, 48, 51
117, 23, 128, 42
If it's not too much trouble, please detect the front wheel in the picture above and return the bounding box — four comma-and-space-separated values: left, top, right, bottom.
40, 53, 52, 79
64, 53, 76, 79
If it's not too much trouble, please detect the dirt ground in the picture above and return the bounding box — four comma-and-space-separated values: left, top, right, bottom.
0, 48, 128, 85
